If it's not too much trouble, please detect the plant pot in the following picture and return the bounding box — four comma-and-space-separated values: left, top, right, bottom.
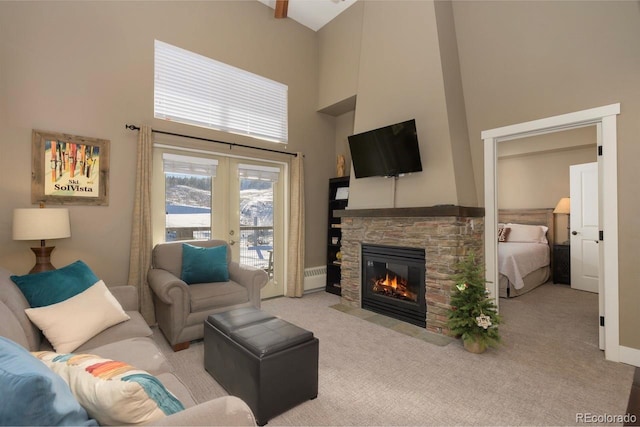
463, 338, 487, 354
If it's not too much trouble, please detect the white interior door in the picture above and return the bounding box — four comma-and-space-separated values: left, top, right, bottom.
569, 162, 599, 293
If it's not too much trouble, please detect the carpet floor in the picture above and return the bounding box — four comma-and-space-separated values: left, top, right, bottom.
152, 283, 634, 426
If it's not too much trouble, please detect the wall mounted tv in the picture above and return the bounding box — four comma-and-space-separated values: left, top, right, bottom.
347, 119, 423, 178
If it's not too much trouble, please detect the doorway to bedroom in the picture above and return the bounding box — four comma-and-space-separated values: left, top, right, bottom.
495, 127, 599, 351
496, 126, 597, 295
482, 103, 621, 362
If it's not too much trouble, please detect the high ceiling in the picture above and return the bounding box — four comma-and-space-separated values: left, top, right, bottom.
258, 0, 358, 31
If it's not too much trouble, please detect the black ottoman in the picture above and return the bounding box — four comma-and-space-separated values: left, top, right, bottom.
204, 307, 319, 425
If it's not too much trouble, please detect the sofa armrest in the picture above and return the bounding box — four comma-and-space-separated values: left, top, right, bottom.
228, 262, 269, 308
147, 269, 189, 305
153, 396, 256, 426
108, 285, 139, 311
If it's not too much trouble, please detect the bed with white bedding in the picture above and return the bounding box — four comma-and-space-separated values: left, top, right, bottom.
498, 242, 550, 297
497, 209, 554, 298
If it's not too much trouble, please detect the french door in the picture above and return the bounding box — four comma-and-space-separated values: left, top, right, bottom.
155, 150, 285, 299
227, 159, 284, 299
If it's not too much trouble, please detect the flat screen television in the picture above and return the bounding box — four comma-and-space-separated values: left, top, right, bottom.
347, 119, 422, 178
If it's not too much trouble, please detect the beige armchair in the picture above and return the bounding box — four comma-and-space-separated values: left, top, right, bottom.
148, 239, 268, 351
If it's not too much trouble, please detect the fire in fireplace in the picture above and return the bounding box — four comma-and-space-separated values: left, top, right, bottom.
371, 270, 417, 302
361, 244, 426, 327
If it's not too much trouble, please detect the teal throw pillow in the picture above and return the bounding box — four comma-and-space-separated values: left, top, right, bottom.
180, 243, 229, 285
11, 260, 99, 308
0, 337, 97, 426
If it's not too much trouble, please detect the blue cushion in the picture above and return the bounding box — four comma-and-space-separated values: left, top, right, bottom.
0, 337, 96, 426
11, 260, 99, 308
180, 243, 229, 285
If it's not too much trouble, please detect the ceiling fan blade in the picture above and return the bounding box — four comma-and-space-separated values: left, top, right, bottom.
275, 0, 288, 19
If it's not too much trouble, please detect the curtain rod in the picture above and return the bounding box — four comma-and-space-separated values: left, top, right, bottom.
125, 124, 298, 157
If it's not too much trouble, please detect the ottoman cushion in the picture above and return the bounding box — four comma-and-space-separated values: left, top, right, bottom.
229, 318, 314, 358
207, 307, 275, 335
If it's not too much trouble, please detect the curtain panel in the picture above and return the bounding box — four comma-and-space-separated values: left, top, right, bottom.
127, 125, 155, 324
286, 153, 305, 297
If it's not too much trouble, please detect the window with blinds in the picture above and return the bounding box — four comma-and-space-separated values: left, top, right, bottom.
163, 153, 218, 177
154, 40, 288, 144
238, 164, 280, 182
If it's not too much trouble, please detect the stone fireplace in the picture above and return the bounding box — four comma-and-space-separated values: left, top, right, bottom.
335, 206, 484, 335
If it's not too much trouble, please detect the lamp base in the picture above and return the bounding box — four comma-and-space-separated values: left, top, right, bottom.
29, 246, 56, 274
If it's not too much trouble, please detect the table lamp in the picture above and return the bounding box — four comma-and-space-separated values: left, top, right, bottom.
553, 197, 571, 244
13, 207, 71, 274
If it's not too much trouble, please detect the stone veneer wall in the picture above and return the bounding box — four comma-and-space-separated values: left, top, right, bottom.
340, 215, 484, 335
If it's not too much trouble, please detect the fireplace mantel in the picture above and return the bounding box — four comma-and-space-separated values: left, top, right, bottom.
335, 205, 484, 218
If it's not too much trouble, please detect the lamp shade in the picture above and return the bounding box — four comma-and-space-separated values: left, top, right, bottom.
12, 208, 71, 241
553, 197, 571, 214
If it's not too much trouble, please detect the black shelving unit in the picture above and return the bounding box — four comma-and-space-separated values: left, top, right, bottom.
326, 176, 349, 295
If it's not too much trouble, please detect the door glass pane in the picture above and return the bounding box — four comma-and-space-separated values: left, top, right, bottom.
239, 177, 273, 276
165, 173, 212, 241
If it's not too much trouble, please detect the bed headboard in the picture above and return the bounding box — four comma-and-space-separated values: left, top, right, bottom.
498, 208, 555, 270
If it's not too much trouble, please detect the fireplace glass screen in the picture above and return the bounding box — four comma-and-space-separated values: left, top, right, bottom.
361, 244, 426, 327
367, 261, 419, 303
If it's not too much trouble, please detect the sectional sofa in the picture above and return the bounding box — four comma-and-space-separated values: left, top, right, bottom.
0, 265, 255, 426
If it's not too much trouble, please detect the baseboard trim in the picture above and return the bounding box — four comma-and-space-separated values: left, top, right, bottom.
620, 345, 640, 368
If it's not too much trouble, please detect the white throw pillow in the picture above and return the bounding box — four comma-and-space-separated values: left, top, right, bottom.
32, 351, 184, 425
505, 223, 548, 244
25, 280, 130, 353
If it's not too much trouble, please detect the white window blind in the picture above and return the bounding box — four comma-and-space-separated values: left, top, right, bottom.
238, 164, 280, 182
163, 153, 218, 177
154, 40, 288, 144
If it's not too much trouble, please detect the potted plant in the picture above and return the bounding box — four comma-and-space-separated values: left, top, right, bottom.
447, 252, 501, 353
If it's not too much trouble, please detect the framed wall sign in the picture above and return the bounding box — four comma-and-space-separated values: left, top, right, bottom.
31, 129, 110, 206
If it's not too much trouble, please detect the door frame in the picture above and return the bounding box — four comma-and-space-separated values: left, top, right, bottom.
481, 103, 620, 362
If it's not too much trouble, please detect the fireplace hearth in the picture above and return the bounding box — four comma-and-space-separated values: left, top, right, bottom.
361, 244, 426, 327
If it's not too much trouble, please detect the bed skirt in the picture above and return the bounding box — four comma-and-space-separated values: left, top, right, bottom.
499, 266, 550, 298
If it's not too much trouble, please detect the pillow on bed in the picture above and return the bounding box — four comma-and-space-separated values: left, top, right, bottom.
505, 223, 548, 244
498, 226, 510, 242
